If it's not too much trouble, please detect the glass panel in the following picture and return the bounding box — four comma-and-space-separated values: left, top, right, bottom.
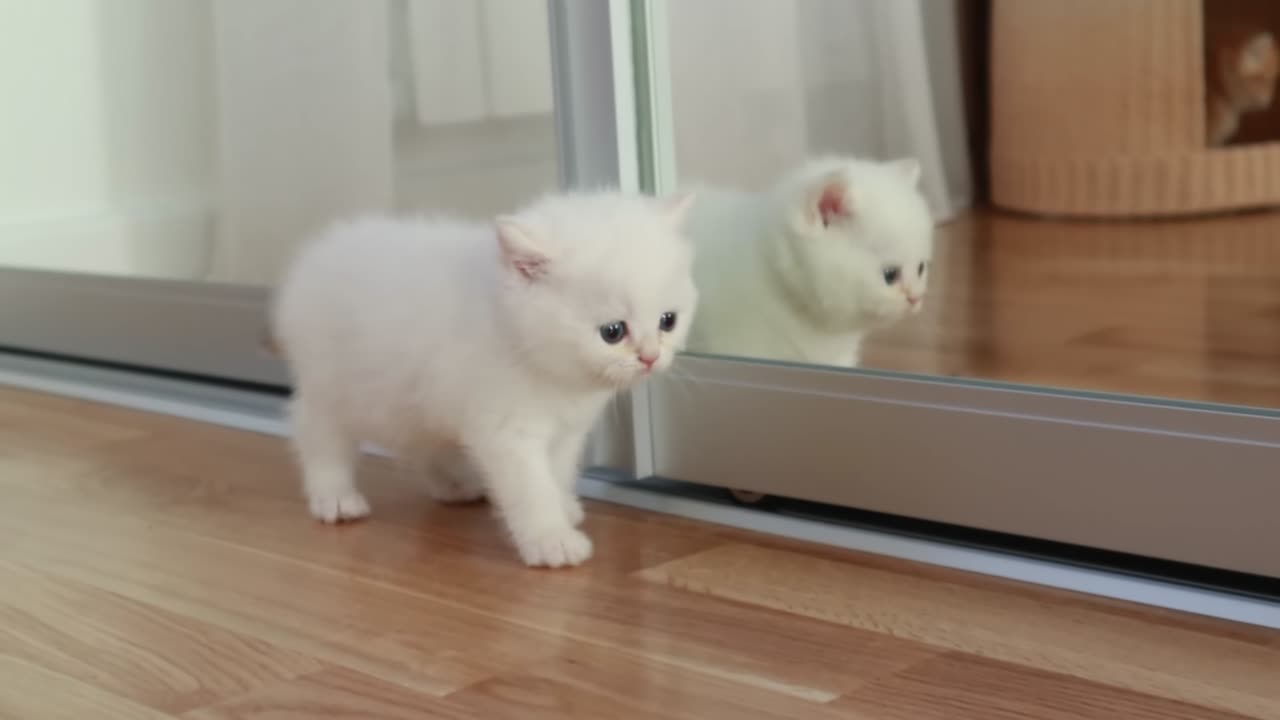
656, 0, 1280, 413
0, 0, 558, 286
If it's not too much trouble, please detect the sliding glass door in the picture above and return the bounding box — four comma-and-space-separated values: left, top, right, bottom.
621, 0, 1280, 579
0, 0, 633, 385
4, 0, 1276, 581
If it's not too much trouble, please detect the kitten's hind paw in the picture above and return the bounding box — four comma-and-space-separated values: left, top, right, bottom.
516, 527, 593, 568
309, 491, 371, 524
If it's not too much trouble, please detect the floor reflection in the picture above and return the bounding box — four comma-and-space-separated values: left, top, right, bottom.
860, 209, 1280, 410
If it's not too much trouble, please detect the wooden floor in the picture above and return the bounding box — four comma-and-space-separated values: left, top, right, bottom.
862, 209, 1280, 411
2, 386, 1279, 719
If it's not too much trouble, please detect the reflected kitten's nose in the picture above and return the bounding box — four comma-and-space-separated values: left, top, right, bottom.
906, 295, 921, 307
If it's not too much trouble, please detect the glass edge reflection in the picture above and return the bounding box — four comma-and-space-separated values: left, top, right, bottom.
673, 351, 1280, 421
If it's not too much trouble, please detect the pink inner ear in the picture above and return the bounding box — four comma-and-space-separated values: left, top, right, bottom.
817, 184, 847, 227
512, 256, 547, 280
495, 218, 549, 281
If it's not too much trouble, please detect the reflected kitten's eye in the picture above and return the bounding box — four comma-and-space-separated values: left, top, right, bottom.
917, 261, 927, 277
599, 321, 628, 344
882, 266, 901, 285
658, 312, 677, 332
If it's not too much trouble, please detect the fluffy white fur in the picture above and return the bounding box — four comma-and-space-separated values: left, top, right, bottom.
272, 191, 697, 568
684, 157, 933, 367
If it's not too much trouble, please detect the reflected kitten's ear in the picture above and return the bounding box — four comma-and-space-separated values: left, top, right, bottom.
495, 217, 549, 280
810, 173, 852, 228
660, 191, 697, 225
888, 157, 922, 187
1241, 32, 1277, 75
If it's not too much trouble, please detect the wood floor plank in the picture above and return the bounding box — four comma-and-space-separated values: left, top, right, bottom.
833, 653, 1257, 720
639, 544, 1280, 719
451, 642, 878, 720
181, 666, 481, 717
0, 481, 938, 704
0, 492, 568, 698
0, 559, 323, 714
1, 386, 1276, 719
0, 655, 178, 720
760, 534, 1280, 650
0, 388, 145, 438
0, 425, 942, 704
446, 674, 674, 720
324, 551, 938, 702
863, 210, 1280, 409
184, 498, 935, 700
0, 410, 725, 576
98, 428, 724, 573
182, 668, 476, 720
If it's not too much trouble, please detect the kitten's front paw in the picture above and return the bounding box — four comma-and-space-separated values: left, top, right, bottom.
515, 527, 593, 568
562, 495, 585, 527
308, 491, 371, 524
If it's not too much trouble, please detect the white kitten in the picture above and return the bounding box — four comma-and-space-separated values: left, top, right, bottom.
271, 191, 697, 568
684, 157, 933, 367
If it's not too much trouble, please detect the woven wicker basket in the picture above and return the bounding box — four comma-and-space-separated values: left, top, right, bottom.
989, 0, 1280, 218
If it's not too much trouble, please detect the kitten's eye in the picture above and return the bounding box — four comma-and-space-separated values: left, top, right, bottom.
599, 321, 628, 344
917, 261, 927, 277
658, 312, 677, 332
882, 266, 901, 285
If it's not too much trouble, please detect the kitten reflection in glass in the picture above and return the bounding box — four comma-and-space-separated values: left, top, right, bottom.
684, 156, 934, 368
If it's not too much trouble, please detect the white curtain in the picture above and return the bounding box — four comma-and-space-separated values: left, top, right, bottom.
668, 0, 972, 221
867, 0, 973, 220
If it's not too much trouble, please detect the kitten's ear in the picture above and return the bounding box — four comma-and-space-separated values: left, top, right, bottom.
888, 157, 923, 187
495, 218, 549, 280
659, 191, 697, 225
809, 173, 852, 228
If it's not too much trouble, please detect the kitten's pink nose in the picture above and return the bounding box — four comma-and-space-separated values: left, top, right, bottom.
906, 295, 921, 307
638, 353, 658, 369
